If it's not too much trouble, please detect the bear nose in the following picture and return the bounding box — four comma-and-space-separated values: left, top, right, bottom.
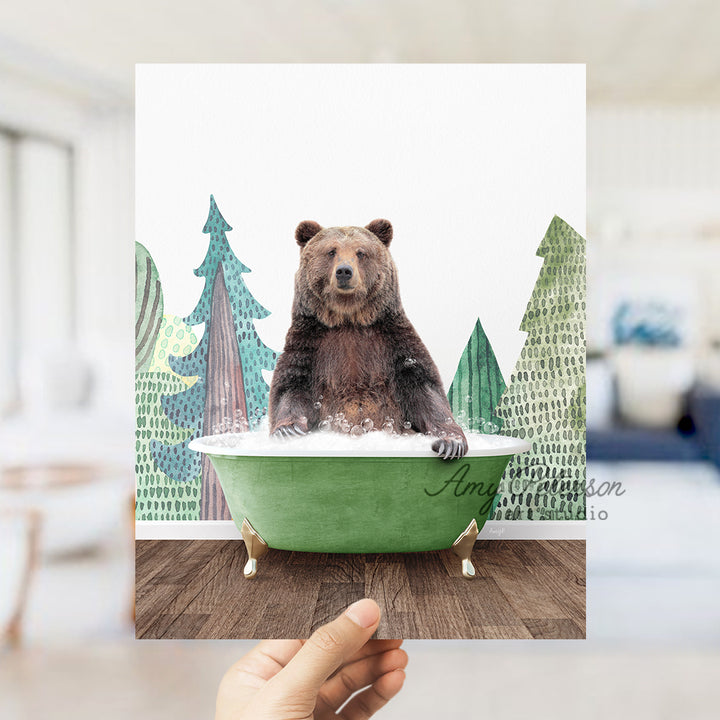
335, 263, 354, 286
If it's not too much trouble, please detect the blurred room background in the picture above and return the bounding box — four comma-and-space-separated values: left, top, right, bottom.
1, 1, 719, 718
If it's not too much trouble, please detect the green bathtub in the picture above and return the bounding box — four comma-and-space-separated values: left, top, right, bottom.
189, 433, 530, 578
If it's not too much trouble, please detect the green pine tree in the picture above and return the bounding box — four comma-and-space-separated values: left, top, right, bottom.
494, 216, 586, 521
447, 318, 506, 432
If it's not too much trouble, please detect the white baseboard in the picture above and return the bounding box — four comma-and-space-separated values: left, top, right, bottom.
135, 520, 586, 541
480, 521, 585, 540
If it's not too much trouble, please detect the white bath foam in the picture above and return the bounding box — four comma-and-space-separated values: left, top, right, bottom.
189, 427, 531, 458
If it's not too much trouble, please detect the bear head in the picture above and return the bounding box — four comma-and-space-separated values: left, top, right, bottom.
293, 219, 399, 327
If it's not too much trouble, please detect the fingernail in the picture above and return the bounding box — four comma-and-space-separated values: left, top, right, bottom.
345, 599, 380, 628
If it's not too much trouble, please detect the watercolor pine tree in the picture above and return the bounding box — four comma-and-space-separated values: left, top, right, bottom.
447, 318, 506, 432
494, 216, 586, 521
136, 370, 202, 521
151, 195, 277, 520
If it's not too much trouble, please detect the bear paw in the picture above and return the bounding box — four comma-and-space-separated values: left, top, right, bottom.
272, 419, 308, 439
432, 436, 468, 460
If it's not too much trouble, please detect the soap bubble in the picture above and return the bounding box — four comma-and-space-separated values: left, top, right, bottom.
232, 410, 249, 433
403, 421, 412, 430
403, 357, 417, 367
319, 419, 331, 431
313, 401, 322, 409
382, 418, 395, 434
350, 424, 364, 436
361, 418, 374, 432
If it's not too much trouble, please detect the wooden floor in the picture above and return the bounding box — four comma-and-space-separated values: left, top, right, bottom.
135, 539, 585, 640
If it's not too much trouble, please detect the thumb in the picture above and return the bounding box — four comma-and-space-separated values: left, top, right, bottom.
269, 599, 381, 700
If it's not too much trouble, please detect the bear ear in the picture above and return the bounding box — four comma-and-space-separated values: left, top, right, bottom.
365, 219, 393, 246
295, 220, 323, 247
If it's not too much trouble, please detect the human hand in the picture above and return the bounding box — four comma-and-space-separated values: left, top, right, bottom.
215, 599, 407, 719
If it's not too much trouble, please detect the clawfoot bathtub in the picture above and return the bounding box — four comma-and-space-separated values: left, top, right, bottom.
189, 433, 530, 578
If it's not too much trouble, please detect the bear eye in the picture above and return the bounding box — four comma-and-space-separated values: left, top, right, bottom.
328, 248, 336, 258
356, 250, 365, 259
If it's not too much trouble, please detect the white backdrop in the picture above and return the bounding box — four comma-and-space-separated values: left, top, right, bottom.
136, 64, 585, 387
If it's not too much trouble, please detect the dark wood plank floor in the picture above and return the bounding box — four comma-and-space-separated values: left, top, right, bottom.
135, 539, 585, 640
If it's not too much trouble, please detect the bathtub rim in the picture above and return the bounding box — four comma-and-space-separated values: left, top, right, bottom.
189, 432, 531, 459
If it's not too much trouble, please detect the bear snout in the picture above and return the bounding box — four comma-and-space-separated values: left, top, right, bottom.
335, 263, 354, 289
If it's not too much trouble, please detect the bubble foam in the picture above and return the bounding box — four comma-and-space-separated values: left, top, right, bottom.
191, 425, 530, 458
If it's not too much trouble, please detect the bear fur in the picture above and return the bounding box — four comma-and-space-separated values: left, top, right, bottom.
268, 219, 468, 459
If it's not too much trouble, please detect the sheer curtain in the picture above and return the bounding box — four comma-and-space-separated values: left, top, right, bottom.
0, 130, 74, 417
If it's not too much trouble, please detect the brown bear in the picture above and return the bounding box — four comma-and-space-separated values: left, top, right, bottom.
268, 219, 468, 459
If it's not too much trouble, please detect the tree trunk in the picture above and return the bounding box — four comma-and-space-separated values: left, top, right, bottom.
201, 263, 248, 520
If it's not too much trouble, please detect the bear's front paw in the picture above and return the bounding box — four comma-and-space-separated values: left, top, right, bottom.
432, 434, 468, 460
271, 417, 308, 439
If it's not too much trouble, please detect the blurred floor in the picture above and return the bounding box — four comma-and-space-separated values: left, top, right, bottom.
588, 461, 720, 644
2, 640, 720, 719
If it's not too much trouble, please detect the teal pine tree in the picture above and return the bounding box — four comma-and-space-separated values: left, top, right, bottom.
151, 195, 277, 520
447, 318, 505, 432
494, 216, 586, 521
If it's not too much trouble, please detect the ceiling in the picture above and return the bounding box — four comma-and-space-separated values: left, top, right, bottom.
0, 0, 719, 106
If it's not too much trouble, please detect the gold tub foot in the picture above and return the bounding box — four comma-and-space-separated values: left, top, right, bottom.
240, 518, 268, 579
451, 518, 479, 579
